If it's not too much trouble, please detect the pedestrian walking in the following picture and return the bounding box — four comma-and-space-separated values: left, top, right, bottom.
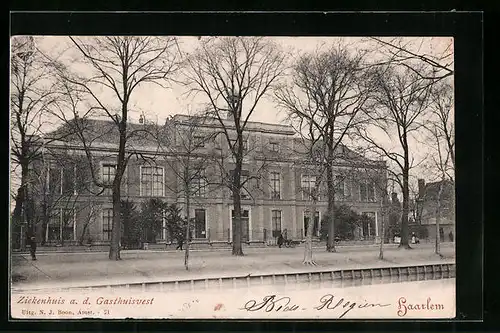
26, 231, 37, 261
176, 237, 184, 250
277, 233, 284, 248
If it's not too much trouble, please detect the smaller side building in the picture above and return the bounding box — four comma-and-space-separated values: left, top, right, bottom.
415, 178, 455, 241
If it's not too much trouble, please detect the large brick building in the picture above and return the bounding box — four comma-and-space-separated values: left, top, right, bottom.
27, 114, 387, 247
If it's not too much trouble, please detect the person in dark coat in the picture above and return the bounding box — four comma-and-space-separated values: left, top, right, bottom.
175, 236, 184, 250
26, 231, 37, 260
277, 233, 284, 248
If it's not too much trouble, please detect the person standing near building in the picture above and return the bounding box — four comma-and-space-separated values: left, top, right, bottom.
277, 233, 284, 248
26, 231, 37, 260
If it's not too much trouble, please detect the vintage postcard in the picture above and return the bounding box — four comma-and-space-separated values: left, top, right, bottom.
10, 34, 456, 319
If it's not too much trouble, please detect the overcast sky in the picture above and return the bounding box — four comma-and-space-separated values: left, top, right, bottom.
10, 36, 454, 196
36, 36, 453, 126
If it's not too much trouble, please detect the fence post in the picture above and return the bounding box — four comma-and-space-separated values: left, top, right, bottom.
227, 228, 230, 243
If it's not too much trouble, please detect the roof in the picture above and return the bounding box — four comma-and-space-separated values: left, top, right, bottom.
421, 180, 455, 201
44, 115, 386, 168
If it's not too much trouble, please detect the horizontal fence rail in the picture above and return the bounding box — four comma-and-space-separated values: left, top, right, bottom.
13, 263, 455, 293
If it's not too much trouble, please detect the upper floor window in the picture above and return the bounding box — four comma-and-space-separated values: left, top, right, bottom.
101, 163, 116, 196
270, 172, 281, 199
269, 142, 279, 152
301, 174, 317, 200
141, 166, 164, 197
360, 181, 376, 202
191, 171, 207, 197
194, 135, 205, 148
335, 175, 350, 200
230, 138, 248, 151
47, 164, 77, 196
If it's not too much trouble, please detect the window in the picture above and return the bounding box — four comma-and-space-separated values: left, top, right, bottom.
232, 169, 251, 199
272, 210, 282, 237
304, 211, 320, 237
361, 212, 376, 239
102, 164, 116, 196
48, 167, 62, 195
270, 172, 281, 199
103, 208, 113, 241
194, 135, 205, 148
301, 175, 317, 200
194, 209, 206, 238
61, 209, 75, 241
360, 181, 376, 202
46, 208, 75, 242
335, 175, 347, 200
269, 142, 279, 152
191, 173, 207, 197
47, 209, 61, 241
62, 165, 76, 195
141, 166, 164, 197
230, 138, 248, 151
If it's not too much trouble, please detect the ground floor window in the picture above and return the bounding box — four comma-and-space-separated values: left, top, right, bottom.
272, 210, 282, 237
361, 212, 376, 239
103, 208, 113, 241
304, 210, 320, 237
194, 209, 207, 238
46, 208, 75, 242
231, 209, 250, 242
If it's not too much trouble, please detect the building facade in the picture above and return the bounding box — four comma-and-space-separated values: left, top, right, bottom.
415, 178, 456, 241
29, 115, 387, 246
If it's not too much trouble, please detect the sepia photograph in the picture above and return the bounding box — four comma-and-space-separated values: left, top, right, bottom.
10, 34, 456, 319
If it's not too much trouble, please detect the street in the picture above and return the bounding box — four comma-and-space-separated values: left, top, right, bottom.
12, 242, 455, 290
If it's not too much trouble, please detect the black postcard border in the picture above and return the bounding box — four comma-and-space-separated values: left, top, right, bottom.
5, 10, 484, 332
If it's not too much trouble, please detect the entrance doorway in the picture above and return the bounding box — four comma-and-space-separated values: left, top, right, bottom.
231, 209, 250, 242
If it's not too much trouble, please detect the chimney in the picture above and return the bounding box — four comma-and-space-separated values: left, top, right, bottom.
418, 179, 425, 198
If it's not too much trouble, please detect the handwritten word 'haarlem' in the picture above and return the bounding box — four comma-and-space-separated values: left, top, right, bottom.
397, 297, 444, 317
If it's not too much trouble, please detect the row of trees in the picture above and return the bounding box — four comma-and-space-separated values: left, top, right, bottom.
11, 36, 454, 265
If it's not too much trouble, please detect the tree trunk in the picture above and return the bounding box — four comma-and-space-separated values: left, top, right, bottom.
379, 197, 386, 260
109, 183, 122, 260
232, 189, 244, 256
400, 145, 411, 249
303, 200, 317, 265
326, 162, 336, 252
231, 136, 244, 256
435, 181, 444, 255
184, 182, 191, 270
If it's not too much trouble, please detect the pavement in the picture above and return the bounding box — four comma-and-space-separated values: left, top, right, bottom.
11, 242, 455, 290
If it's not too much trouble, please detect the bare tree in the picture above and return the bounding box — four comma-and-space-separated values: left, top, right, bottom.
370, 37, 453, 82
10, 36, 63, 248
358, 64, 434, 249
424, 80, 455, 256
53, 36, 179, 260
183, 37, 285, 256
275, 42, 372, 252
162, 113, 220, 270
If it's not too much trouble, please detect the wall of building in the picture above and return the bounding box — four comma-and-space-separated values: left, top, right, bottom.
29, 117, 387, 247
